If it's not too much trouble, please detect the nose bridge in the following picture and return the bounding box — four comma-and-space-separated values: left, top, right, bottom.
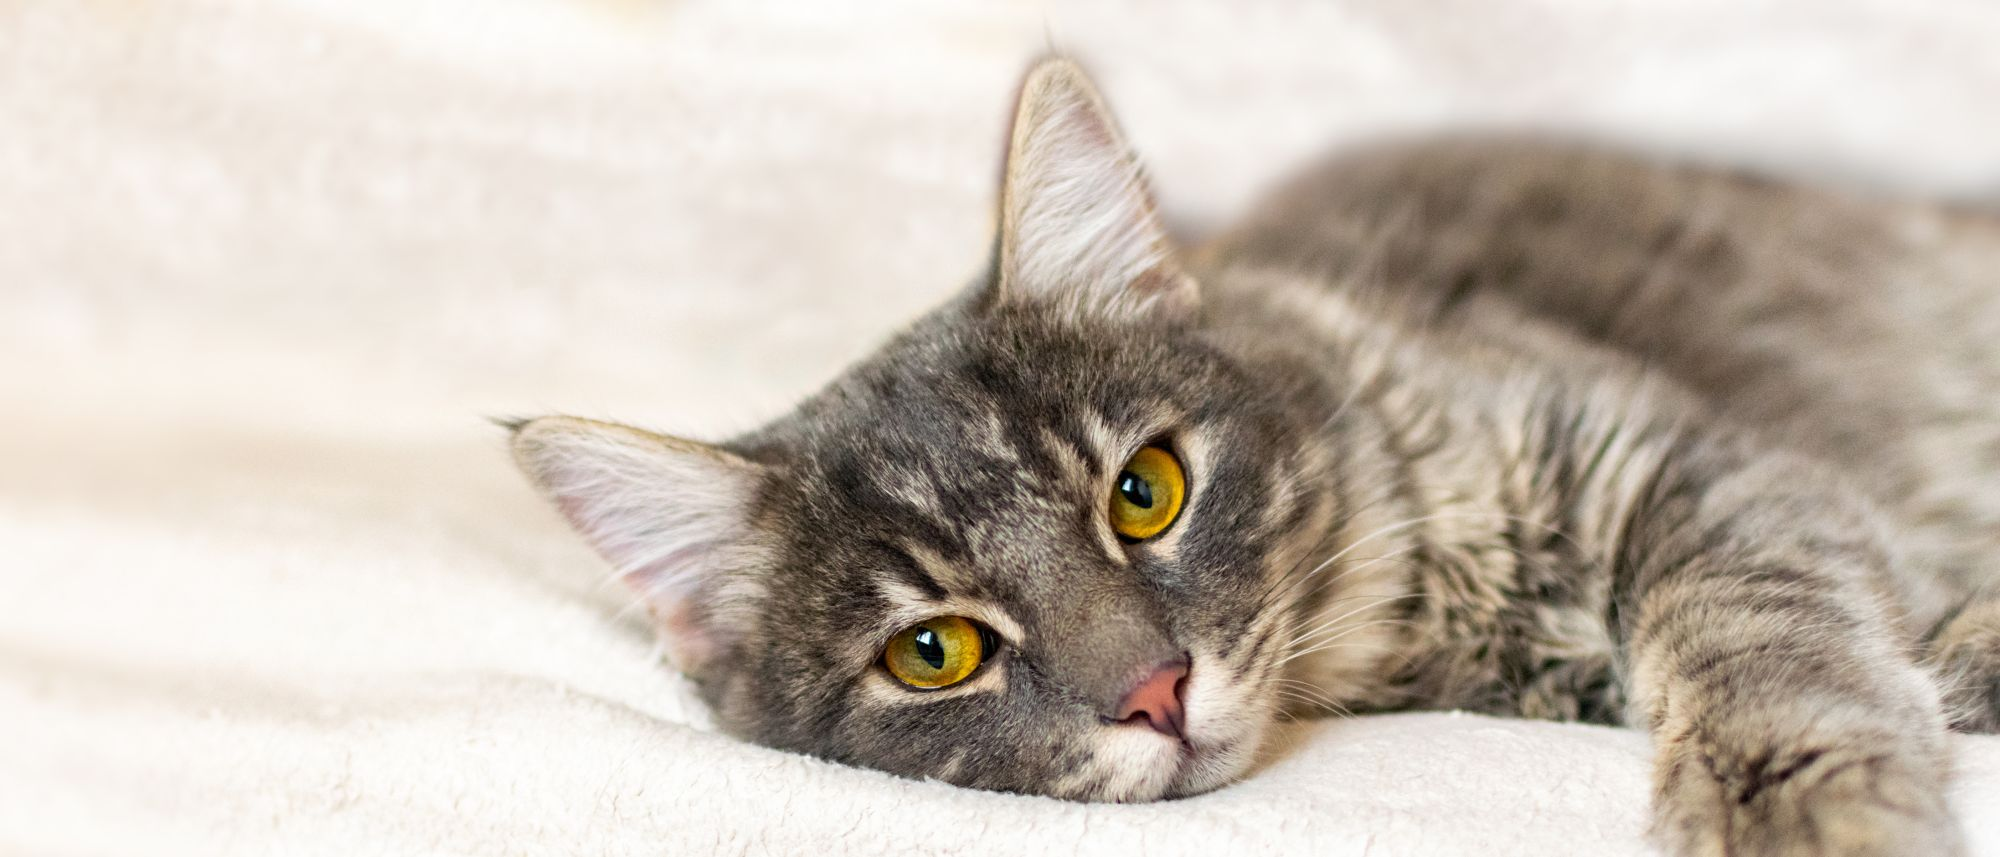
976, 497, 1181, 713
1025, 564, 1181, 713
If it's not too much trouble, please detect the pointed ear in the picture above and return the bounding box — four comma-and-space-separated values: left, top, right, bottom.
509, 415, 765, 676
993, 57, 1196, 321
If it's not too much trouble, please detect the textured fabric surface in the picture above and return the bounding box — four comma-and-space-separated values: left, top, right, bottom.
3, 1, 1999, 854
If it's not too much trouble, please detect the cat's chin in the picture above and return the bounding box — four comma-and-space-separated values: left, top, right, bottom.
1158, 743, 1257, 800
1077, 722, 1265, 802
1081, 737, 1259, 803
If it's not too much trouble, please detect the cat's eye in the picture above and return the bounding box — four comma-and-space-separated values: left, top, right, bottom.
1109, 445, 1187, 541
883, 616, 991, 689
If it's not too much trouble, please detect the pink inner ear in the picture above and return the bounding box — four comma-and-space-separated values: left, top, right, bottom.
649, 598, 717, 674
552, 486, 728, 674
613, 539, 727, 673
522, 419, 763, 678
1051, 97, 1115, 148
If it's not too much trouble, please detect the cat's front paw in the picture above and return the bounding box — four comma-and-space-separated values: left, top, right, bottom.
1651, 732, 1963, 857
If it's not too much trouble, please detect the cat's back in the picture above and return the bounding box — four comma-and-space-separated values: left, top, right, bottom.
1200, 136, 2000, 586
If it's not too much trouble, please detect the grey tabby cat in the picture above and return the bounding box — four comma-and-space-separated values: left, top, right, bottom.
508, 57, 2000, 855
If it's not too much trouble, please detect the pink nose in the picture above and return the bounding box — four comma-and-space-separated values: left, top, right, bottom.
1113, 656, 1189, 741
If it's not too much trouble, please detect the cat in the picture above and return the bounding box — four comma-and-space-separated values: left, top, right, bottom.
507, 57, 2000, 856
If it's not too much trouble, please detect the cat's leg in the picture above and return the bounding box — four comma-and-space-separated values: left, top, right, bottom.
1619, 452, 1964, 857
1927, 594, 2000, 733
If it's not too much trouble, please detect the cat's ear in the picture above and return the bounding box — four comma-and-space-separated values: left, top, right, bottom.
508, 415, 765, 676
991, 57, 1197, 321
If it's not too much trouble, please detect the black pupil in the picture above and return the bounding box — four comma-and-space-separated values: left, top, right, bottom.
913, 628, 946, 669
1117, 472, 1154, 509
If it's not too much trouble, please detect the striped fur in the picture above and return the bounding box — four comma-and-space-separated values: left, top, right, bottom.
511, 58, 2000, 854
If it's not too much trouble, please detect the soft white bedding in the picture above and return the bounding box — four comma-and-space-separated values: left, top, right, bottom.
4, 1, 2000, 854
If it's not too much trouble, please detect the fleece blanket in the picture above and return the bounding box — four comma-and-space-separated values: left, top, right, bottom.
4, 1, 1999, 854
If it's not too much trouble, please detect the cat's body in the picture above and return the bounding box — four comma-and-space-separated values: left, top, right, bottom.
1203, 139, 2000, 727
510, 60, 2000, 856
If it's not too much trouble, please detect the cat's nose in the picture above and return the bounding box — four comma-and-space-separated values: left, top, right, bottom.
1110, 654, 1190, 741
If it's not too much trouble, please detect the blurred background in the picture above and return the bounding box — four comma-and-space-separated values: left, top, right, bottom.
5, 2, 2000, 854
7, 1, 2000, 441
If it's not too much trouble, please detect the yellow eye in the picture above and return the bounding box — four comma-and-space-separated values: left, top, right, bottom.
884, 616, 987, 689
1110, 445, 1186, 541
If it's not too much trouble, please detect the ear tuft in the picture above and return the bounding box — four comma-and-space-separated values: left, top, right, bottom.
510, 415, 765, 675
995, 57, 1196, 321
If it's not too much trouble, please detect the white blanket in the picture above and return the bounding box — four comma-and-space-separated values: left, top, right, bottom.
4, 1, 1999, 854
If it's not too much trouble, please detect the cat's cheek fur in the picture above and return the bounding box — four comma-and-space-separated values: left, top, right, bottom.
1165, 646, 1281, 797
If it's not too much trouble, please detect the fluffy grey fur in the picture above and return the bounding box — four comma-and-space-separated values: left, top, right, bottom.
509, 58, 2000, 855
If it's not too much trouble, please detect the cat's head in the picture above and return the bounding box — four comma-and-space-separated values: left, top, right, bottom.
510, 58, 1357, 801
